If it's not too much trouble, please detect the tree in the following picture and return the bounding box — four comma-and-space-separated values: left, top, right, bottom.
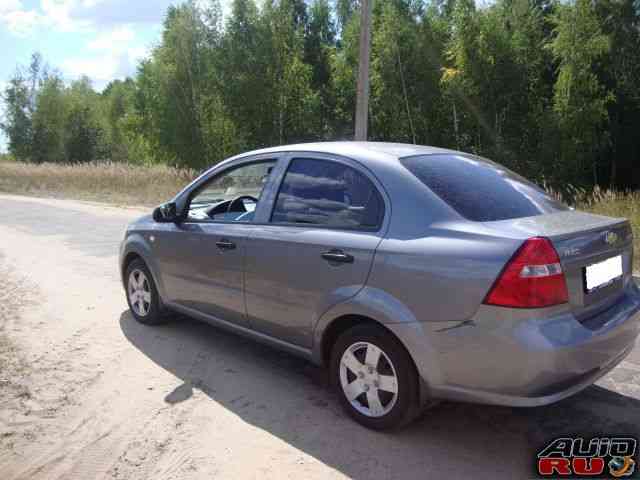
370, 2, 420, 143
135, 1, 220, 167
217, 0, 267, 148
261, 0, 320, 144
1, 53, 48, 161
336, 0, 358, 37
102, 78, 137, 162
549, 0, 613, 184
1, 0, 639, 191
330, 6, 360, 138
31, 75, 66, 163
63, 77, 108, 163
595, 0, 640, 187
305, 0, 337, 137
1, 73, 33, 160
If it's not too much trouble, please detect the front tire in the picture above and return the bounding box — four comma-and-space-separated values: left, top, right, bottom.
330, 324, 422, 430
125, 258, 166, 325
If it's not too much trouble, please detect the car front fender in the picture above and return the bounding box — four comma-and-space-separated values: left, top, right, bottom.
120, 233, 167, 302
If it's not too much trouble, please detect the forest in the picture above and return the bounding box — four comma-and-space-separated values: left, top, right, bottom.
2, 0, 640, 191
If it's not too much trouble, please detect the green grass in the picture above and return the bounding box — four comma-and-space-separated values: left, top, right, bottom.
0, 160, 638, 271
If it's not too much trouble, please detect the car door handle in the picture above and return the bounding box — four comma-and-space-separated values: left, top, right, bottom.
321, 250, 354, 263
216, 239, 236, 250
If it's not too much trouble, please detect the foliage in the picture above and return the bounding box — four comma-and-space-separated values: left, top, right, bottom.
549, 0, 613, 184
1, 0, 640, 191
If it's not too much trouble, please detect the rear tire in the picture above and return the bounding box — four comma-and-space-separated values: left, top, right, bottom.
330, 324, 422, 430
125, 258, 167, 325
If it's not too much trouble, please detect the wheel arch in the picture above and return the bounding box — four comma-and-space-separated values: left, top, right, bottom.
318, 313, 433, 407
312, 287, 440, 406
122, 251, 142, 283
319, 314, 377, 368
120, 234, 167, 301
312, 286, 419, 366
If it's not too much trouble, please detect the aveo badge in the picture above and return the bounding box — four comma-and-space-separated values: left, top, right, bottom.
537, 436, 637, 477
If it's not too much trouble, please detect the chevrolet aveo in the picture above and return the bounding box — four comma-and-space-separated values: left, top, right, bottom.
120, 142, 640, 430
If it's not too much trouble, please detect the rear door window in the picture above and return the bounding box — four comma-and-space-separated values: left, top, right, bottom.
271, 158, 384, 229
401, 154, 569, 222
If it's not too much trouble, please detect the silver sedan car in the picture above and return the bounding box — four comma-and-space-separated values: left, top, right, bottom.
120, 142, 640, 429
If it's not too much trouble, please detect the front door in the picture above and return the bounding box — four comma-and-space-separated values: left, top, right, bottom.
244, 156, 387, 347
155, 159, 278, 327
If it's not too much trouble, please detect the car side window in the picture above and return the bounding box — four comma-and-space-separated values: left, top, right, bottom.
271, 158, 384, 229
187, 160, 276, 222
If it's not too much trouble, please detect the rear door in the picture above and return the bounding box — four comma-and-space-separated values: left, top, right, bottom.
244, 154, 388, 348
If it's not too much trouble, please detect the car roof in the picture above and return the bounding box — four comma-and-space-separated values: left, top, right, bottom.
235, 141, 458, 163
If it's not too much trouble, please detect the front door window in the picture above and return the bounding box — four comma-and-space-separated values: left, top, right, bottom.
188, 161, 276, 222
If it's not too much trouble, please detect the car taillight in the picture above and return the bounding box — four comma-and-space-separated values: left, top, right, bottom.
484, 237, 569, 308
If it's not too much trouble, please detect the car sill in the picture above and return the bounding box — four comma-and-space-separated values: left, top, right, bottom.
167, 302, 314, 362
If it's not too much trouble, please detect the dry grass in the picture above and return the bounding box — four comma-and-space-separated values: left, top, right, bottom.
0, 160, 638, 270
0, 161, 197, 207
579, 189, 640, 273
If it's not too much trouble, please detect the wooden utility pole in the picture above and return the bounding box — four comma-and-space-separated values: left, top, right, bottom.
354, 0, 372, 141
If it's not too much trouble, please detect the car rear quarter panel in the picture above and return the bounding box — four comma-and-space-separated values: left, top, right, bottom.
368, 227, 520, 323
350, 154, 524, 325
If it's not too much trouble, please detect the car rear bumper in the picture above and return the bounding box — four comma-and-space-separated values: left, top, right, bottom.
389, 281, 640, 407
431, 341, 634, 407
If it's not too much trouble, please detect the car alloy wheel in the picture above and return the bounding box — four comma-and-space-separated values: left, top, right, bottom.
128, 268, 152, 317
339, 341, 399, 418
331, 324, 422, 429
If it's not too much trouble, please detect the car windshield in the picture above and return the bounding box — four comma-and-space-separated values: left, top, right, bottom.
401, 154, 569, 222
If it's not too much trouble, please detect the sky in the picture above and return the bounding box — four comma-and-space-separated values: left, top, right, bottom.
0, 0, 231, 152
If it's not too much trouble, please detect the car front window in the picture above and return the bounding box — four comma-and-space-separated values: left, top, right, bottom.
188, 161, 276, 222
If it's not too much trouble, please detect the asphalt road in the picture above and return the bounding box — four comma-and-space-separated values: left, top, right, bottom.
1, 193, 640, 480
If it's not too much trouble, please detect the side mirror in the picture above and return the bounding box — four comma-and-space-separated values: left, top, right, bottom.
153, 202, 180, 223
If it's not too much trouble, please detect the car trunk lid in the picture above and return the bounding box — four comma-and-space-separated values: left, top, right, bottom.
484, 210, 634, 321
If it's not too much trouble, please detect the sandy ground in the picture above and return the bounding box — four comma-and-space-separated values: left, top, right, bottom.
1, 193, 640, 480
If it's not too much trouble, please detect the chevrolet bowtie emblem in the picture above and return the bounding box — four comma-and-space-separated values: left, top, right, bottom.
605, 231, 619, 246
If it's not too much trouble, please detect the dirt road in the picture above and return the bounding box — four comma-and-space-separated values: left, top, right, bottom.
1, 193, 640, 480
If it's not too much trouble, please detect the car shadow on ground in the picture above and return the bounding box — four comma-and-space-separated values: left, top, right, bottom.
120, 311, 640, 479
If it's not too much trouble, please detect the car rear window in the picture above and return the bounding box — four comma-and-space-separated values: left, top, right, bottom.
400, 154, 569, 222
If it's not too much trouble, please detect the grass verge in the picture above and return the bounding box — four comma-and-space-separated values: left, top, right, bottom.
0, 161, 197, 207
575, 189, 640, 273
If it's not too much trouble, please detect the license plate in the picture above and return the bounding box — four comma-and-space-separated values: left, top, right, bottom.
585, 255, 623, 292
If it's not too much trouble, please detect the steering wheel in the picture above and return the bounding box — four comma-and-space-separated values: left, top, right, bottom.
227, 195, 258, 213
